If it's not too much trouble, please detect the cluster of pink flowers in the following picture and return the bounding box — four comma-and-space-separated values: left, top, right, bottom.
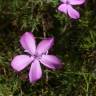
11, 0, 85, 83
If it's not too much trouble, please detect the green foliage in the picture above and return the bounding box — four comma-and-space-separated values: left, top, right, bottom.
0, 0, 96, 95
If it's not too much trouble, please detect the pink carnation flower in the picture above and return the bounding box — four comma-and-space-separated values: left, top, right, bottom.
58, 0, 85, 19
11, 32, 61, 83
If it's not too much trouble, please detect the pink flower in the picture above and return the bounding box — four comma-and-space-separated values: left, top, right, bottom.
58, 0, 85, 19
11, 32, 61, 83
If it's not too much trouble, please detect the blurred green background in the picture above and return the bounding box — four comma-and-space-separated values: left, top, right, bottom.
0, 0, 96, 96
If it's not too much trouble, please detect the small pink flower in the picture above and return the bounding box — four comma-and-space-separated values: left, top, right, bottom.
58, 0, 85, 19
11, 32, 61, 83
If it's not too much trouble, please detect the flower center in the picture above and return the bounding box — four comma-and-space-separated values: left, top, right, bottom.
65, 0, 69, 4
33, 54, 41, 60
66, 1, 69, 4
32, 51, 48, 60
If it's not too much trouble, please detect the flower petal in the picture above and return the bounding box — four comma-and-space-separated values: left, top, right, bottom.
11, 55, 32, 71
69, 0, 85, 5
37, 37, 54, 55
20, 32, 36, 55
58, 4, 68, 14
68, 5, 80, 19
29, 60, 42, 83
40, 55, 61, 69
